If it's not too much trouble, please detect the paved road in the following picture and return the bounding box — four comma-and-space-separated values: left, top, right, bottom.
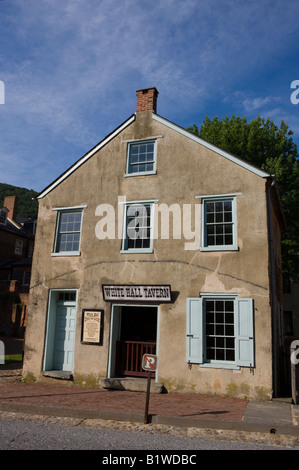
0, 416, 290, 451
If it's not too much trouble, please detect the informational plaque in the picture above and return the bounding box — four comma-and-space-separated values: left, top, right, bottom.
102, 284, 171, 302
81, 309, 103, 345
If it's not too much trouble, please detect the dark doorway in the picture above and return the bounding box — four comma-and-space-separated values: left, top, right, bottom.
115, 306, 157, 377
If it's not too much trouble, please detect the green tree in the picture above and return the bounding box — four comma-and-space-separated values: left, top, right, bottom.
0, 183, 38, 218
187, 115, 299, 281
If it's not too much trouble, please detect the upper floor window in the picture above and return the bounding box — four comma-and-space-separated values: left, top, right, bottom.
53, 209, 83, 256
15, 239, 23, 255
126, 140, 156, 176
0, 208, 8, 225
22, 271, 31, 286
121, 202, 154, 253
201, 196, 237, 251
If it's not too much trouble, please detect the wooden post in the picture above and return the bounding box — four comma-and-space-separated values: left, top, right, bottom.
144, 371, 151, 424
291, 343, 299, 405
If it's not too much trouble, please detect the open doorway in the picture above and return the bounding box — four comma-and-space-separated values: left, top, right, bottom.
109, 305, 158, 378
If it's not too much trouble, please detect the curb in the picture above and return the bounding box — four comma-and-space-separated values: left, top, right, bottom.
0, 402, 299, 448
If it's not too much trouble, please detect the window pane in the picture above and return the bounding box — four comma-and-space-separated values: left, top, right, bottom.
204, 299, 235, 362
124, 204, 152, 251
205, 199, 234, 247
56, 211, 82, 252
128, 141, 155, 174
145, 162, 153, 171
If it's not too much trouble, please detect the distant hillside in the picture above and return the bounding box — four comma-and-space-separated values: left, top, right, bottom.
0, 183, 38, 219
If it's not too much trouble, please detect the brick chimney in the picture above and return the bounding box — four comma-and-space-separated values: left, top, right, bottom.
136, 87, 159, 113
4, 196, 18, 221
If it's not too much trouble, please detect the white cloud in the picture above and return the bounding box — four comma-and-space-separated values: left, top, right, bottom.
0, 0, 299, 190
242, 97, 282, 113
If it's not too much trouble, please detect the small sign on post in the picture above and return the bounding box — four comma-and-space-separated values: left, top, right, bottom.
142, 354, 158, 424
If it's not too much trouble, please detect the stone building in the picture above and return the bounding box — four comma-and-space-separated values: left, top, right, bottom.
0, 196, 35, 336
23, 88, 285, 399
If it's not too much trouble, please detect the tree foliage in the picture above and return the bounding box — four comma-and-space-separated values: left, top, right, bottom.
0, 183, 38, 219
187, 115, 299, 281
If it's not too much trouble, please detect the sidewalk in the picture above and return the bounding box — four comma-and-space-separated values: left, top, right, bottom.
1, 337, 299, 447
0, 370, 299, 447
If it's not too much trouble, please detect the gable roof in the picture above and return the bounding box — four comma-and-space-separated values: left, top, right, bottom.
37, 111, 270, 199
37, 114, 136, 199
152, 114, 270, 178
0, 216, 34, 239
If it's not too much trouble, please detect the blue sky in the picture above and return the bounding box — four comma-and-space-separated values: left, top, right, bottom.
0, 0, 299, 193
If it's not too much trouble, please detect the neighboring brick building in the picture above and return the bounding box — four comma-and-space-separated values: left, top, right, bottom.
0, 196, 35, 336
23, 88, 286, 399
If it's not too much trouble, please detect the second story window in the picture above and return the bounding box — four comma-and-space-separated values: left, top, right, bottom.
121, 202, 154, 253
126, 140, 156, 176
0, 209, 8, 225
53, 209, 83, 256
201, 196, 237, 251
15, 239, 23, 255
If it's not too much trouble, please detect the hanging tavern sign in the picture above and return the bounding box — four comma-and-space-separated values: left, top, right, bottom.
102, 284, 172, 302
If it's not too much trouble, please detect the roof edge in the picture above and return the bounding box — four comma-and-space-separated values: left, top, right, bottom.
37, 114, 136, 199
152, 113, 270, 179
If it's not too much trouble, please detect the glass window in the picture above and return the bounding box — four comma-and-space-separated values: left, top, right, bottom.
54, 210, 82, 254
186, 296, 254, 368
205, 299, 235, 362
122, 203, 153, 252
202, 197, 237, 250
15, 239, 23, 255
22, 271, 31, 286
0, 209, 7, 225
127, 140, 156, 175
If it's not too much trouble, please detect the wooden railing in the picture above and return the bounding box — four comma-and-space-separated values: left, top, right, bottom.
115, 341, 156, 377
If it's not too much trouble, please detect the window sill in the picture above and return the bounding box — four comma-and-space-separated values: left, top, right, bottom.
200, 246, 239, 252
51, 251, 81, 257
120, 249, 153, 254
200, 363, 240, 370
125, 171, 157, 177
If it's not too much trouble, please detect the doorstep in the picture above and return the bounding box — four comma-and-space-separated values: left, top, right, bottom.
42, 370, 73, 380
100, 377, 166, 394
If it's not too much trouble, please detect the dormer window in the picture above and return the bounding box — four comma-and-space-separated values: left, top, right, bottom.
0, 208, 8, 225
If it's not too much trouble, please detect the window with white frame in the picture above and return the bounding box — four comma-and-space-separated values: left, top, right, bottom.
201, 196, 237, 250
53, 210, 83, 255
126, 140, 156, 175
186, 295, 254, 369
121, 202, 154, 253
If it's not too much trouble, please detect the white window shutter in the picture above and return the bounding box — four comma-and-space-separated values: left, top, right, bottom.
186, 298, 203, 364
236, 298, 254, 367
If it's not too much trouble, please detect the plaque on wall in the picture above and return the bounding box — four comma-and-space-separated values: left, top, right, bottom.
81, 309, 103, 345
